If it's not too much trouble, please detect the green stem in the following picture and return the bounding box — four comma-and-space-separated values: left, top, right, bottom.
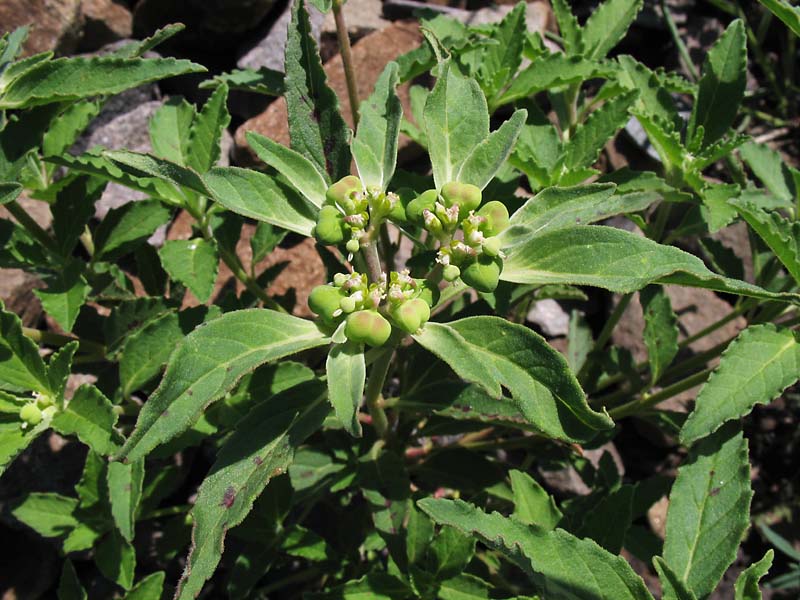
660, 0, 699, 81
577, 293, 632, 382
5, 200, 60, 256
609, 368, 711, 419
22, 327, 106, 356
362, 241, 383, 283
364, 348, 392, 439
332, 0, 360, 127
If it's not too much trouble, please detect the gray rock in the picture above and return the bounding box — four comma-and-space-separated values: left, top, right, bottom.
526, 298, 570, 337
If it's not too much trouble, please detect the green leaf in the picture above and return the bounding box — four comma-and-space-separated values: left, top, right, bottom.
479, 2, 527, 100
250, 222, 286, 264
653, 557, 698, 600
640, 285, 679, 384
582, 0, 643, 59
52, 384, 122, 455
424, 62, 489, 189
158, 239, 219, 303
93, 200, 172, 260
245, 131, 328, 207
124, 572, 166, 600
51, 176, 102, 257
413, 317, 613, 443
734, 550, 773, 600
284, 0, 350, 182
58, 560, 87, 600
457, 109, 526, 190
634, 113, 686, 171
118, 309, 330, 462
576, 484, 635, 554
326, 341, 365, 437
149, 97, 195, 166
616, 56, 680, 128
510, 102, 563, 189
663, 423, 752, 598
418, 498, 654, 600
104, 149, 211, 198
12, 492, 79, 537
680, 324, 800, 444
308, 572, 413, 599
0, 416, 51, 477
111, 24, 186, 58
438, 574, 491, 600
729, 199, 800, 285
687, 20, 746, 149
34, 262, 90, 332
567, 309, 593, 373
107, 460, 145, 542
565, 91, 637, 170
175, 380, 328, 600
550, 0, 583, 54
739, 141, 796, 203
188, 82, 230, 173
204, 167, 317, 236
96, 529, 136, 590
509, 469, 562, 530
501, 225, 800, 303
0, 182, 22, 205
0, 56, 205, 109
0, 305, 50, 393
42, 101, 101, 157
352, 62, 402, 192
199, 66, 285, 96
757, 0, 800, 37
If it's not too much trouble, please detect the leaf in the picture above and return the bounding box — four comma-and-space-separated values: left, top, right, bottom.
550, 0, 583, 54
124, 572, 166, 600
325, 341, 365, 437
640, 285, 679, 384
42, 101, 101, 157
96, 529, 136, 590
424, 62, 489, 189
284, 0, 350, 182
418, 498, 654, 600
107, 460, 145, 542
576, 484, 635, 554
510, 102, 563, 189
582, 0, 643, 59
616, 56, 680, 128
352, 62, 403, 192
739, 141, 796, 203
51, 176, 102, 257
567, 310, 593, 373
0, 417, 51, 477
104, 149, 211, 198
438, 574, 491, 600
680, 325, 800, 444
58, 560, 87, 600
758, 0, 800, 37
308, 572, 413, 599
729, 199, 800, 285
687, 20, 746, 149
413, 317, 613, 443
501, 225, 800, 303
456, 109, 526, 190
653, 557, 698, 600
158, 239, 219, 303
0, 56, 205, 109
204, 167, 317, 236
245, 131, 328, 207
0, 305, 50, 394
0, 182, 22, 205
479, 2, 527, 99
34, 261, 90, 332
52, 384, 122, 455
112, 24, 186, 58
509, 469, 562, 530
118, 309, 330, 462
188, 82, 230, 173
174, 380, 328, 600
93, 200, 172, 260
663, 423, 752, 598
734, 550, 773, 600
12, 492, 79, 537
149, 97, 195, 166
565, 91, 637, 170
199, 66, 284, 96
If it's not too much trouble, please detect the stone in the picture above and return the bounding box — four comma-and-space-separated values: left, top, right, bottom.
80, 0, 133, 49
527, 298, 570, 337
0, 0, 83, 56
234, 22, 423, 165
320, 0, 389, 41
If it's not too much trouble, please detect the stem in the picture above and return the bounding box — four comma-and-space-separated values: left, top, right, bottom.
362, 241, 383, 283
256, 567, 323, 597
332, 0, 360, 127
364, 348, 392, 439
660, 0, 699, 81
22, 327, 106, 356
577, 293, 632, 382
609, 368, 711, 419
5, 200, 60, 256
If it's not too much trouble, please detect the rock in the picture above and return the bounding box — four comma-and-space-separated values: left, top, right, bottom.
0, 269, 44, 327
320, 0, 390, 41
527, 298, 570, 337
234, 22, 423, 165
0, 0, 83, 56
647, 495, 669, 540
383, 0, 551, 33
80, 0, 133, 50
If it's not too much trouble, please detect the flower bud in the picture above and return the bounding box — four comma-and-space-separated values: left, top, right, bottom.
391, 298, 430, 334
345, 310, 392, 347
345, 238, 360, 254
441, 182, 481, 216
388, 188, 414, 223
406, 189, 439, 224
326, 175, 363, 213
443, 264, 461, 282
422, 209, 443, 236
339, 296, 357, 313
482, 236, 502, 258
460, 254, 503, 293
476, 201, 509, 235
333, 272, 349, 287
315, 206, 347, 245
308, 284, 346, 322
20, 403, 42, 426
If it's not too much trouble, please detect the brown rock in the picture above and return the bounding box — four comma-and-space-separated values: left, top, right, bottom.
80, 0, 133, 48
0, 0, 83, 56
234, 22, 423, 165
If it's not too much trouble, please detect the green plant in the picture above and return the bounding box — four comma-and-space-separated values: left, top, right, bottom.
1, 0, 799, 598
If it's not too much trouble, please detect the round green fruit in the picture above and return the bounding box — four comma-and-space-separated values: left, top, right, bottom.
391, 298, 430, 334
482, 236, 502, 258
20, 403, 43, 426
325, 175, 362, 209
443, 264, 461, 282
460, 254, 503, 293
476, 201, 509, 235
308, 284, 345, 322
315, 206, 347, 245
441, 182, 481, 214
406, 189, 439, 224
345, 310, 392, 347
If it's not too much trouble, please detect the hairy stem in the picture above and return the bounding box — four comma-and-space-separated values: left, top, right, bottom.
609, 368, 711, 419
362, 241, 383, 283
5, 200, 60, 256
333, 0, 360, 127
577, 293, 632, 382
364, 347, 392, 439
23, 327, 106, 356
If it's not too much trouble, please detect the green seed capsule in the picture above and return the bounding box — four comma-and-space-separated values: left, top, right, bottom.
345, 238, 360, 253
476, 201, 509, 235
345, 310, 392, 347
460, 254, 503, 293
391, 298, 430, 334
406, 189, 439, 224
441, 182, 481, 214
325, 175, 362, 211
20, 403, 42, 426
443, 264, 461, 282
415, 278, 440, 307
315, 206, 347, 245
308, 285, 345, 322
339, 296, 357, 314
482, 236, 502, 258
388, 187, 414, 223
